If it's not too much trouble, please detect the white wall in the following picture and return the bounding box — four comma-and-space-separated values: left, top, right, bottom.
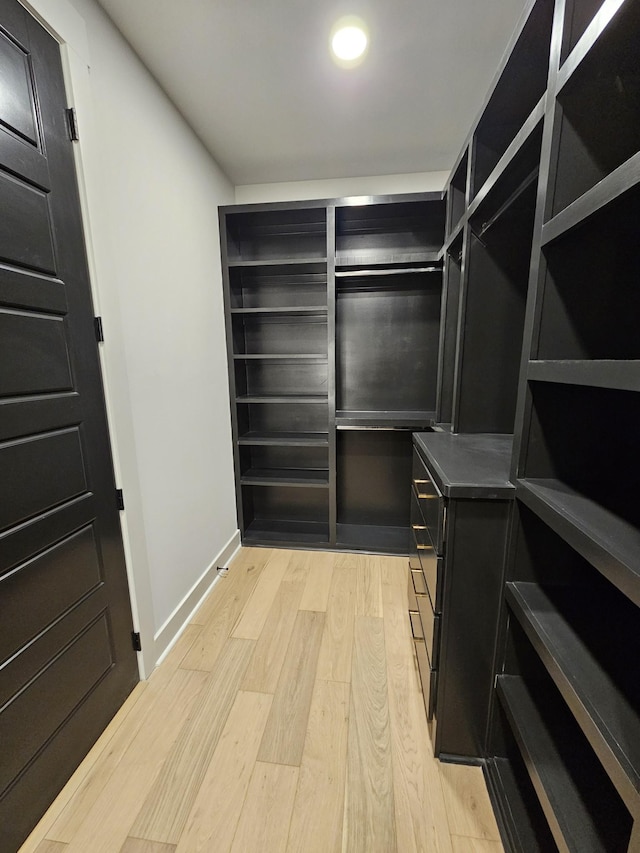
25, 0, 238, 675
235, 170, 449, 204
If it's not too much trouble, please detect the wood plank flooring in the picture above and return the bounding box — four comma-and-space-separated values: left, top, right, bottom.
21, 547, 503, 853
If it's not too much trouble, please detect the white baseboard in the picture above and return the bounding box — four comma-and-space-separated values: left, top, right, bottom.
151, 529, 241, 671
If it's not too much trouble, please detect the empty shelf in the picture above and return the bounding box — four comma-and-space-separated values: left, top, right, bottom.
228, 257, 327, 267
242, 519, 329, 545
497, 674, 628, 853
542, 152, 640, 246
230, 306, 328, 315
506, 581, 640, 811
237, 431, 328, 447
336, 523, 409, 555
233, 353, 327, 361
236, 394, 328, 404
336, 410, 435, 429
528, 360, 640, 392
240, 468, 329, 487
517, 479, 640, 608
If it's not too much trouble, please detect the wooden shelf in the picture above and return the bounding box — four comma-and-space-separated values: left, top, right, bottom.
485, 756, 558, 853
542, 151, 640, 246
528, 359, 640, 391
506, 581, 640, 811
242, 519, 329, 545
497, 674, 630, 853
336, 410, 435, 429
335, 523, 408, 555
517, 479, 640, 608
230, 306, 327, 315
233, 353, 327, 361
228, 257, 327, 267
236, 394, 328, 404
335, 263, 441, 278
335, 251, 441, 269
237, 431, 328, 447
240, 468, 329, 488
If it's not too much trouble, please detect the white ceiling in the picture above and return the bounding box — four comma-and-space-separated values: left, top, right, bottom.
96, 0, 529, 186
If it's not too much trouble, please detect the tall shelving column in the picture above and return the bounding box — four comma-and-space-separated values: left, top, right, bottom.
436, 0, 554, 435
333, 196, 444, 554
486, 1, 640, 850
220, 205, 330, 546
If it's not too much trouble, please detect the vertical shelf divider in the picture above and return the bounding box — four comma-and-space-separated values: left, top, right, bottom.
327, 205, 337, 547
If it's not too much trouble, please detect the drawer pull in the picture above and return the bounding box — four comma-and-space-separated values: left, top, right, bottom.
414, 479, 429, 485
417, 544, 431, 551
412, 524, 426, 531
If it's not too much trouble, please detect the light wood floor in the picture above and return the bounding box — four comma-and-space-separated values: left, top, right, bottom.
20, 547, 504, 853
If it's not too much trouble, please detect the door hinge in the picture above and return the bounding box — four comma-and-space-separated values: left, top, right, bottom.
131, 631, 142, 652
94, 316, 104, 343
116, 488, 125, 511
66, 107, 80, 141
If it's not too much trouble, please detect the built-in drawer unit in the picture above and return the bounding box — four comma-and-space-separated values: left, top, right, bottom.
408, 472, 442, 728
410, 433, 515, 761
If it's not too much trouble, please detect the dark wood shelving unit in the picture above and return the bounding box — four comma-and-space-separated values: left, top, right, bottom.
427, 0, 640, 849
220, 194, 445, 551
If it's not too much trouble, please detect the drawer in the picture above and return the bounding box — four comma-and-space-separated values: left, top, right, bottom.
412, 448, 446, 555
407, 566, 418, 611
408, 505, 421, 573
411, 567, 427, 597
417, 591, 440, 668
409, 610, 423, 639
414, 638, 437, 721
420, 549, 443, 614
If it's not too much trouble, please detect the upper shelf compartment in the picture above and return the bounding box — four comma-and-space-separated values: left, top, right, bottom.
470, 0, 553, 200
446, 151, 468, 238
549, 0, 640, 219
559, 0, 606, 65
535, 182, 640, 361
335, 199, 444, 269
225, 207, 327, 263
228, 262, 326, 310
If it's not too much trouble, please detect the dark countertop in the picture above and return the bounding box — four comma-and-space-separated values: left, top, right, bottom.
413, 432, 516, 499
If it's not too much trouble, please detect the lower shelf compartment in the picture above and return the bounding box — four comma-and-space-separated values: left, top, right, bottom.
497, 674, 632, 853
484, 756, 558, 853
336, 523, 409, 554
242, 519, 329, 546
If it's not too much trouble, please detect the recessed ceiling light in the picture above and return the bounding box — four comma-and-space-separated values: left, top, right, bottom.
330, 16, 368, 67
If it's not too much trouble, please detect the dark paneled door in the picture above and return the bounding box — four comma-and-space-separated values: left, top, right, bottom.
0, 2, 139, 849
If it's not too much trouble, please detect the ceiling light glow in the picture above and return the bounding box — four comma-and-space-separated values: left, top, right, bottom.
330, 17, 368, 67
